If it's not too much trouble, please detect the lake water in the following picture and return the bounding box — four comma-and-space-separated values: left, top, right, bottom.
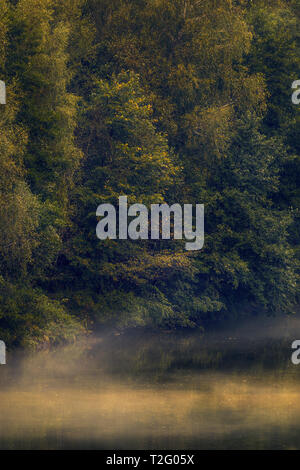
1, 316, 300, 450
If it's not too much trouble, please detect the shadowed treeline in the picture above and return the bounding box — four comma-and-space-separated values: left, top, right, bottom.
0, 0, 299, 347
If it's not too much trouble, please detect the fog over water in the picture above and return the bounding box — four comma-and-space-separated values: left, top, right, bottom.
1, 315, 300, 450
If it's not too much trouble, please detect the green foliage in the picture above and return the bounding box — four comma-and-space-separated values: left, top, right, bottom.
0, 280, 84, 348
78, 71, 179, 202
200, 114, 297, 316
0, 0, 299, 347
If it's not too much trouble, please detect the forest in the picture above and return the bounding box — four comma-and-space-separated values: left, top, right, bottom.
0, 0, 299, 348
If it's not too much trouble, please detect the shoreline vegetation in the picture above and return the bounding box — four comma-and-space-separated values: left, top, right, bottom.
0, 0, 299, 349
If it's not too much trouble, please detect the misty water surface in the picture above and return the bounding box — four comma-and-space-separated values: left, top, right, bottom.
1, 316, 300, 450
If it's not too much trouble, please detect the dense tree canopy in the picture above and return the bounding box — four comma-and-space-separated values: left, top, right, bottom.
0, 0, 299, 347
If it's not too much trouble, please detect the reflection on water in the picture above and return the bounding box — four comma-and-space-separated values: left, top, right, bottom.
1, 316, 300, 449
